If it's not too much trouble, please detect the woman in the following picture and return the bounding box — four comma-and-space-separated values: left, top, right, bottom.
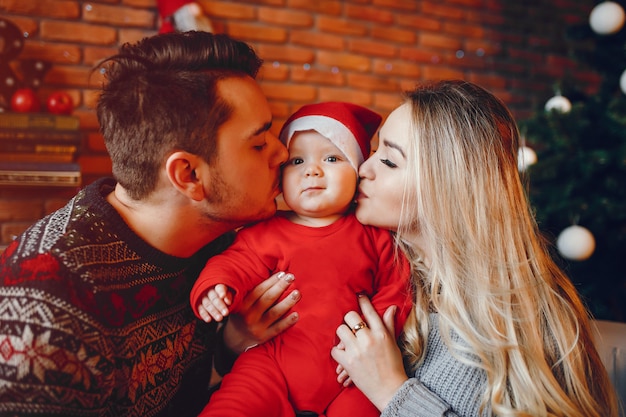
331, 80, 619, 417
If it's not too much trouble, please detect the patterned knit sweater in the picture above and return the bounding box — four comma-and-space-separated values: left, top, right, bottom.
0, 178, 231, 417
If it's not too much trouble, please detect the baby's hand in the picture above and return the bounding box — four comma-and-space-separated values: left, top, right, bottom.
197, 284, 233, 322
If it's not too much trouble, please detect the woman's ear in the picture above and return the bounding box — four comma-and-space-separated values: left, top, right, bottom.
165, 151, 206, 201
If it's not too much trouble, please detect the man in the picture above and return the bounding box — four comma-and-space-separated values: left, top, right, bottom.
0, 31, 300, 417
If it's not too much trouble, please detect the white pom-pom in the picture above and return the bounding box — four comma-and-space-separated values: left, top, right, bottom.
545, 95, 572, 113
620, 68, 626, 95
172, 2, 213, 32
186, 2, 202, 16
589, 1, 625, 34
517, 146, 537, 171
557, 225, 596, 261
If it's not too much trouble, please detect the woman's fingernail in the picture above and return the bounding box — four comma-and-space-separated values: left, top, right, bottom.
290, 290, 300, 300
283, 273, 295, 283
276, 271, 285, 279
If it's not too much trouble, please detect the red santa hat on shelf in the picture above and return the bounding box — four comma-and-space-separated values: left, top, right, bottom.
279, 102, 382, 172
157, 0, 213, 33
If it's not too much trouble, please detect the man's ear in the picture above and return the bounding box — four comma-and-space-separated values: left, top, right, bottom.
165, 151, 206, 201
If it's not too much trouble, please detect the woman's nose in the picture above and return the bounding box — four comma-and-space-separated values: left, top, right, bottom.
358, 157, 373, 179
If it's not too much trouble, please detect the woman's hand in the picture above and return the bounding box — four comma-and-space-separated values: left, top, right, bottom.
223, 271, 300, 354
331, 295, 408, 411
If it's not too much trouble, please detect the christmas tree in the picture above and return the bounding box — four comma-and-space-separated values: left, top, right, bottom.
519, 1, 626, 322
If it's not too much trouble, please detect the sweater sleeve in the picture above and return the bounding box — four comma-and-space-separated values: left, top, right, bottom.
385, 314, 490, 417
381, 378, 460, 417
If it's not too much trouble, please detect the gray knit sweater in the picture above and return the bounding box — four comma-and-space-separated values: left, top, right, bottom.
382, 314, 491, 417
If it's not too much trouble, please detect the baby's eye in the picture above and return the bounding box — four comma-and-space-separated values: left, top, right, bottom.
291, 157, 304, 165
326, 156, 338, 163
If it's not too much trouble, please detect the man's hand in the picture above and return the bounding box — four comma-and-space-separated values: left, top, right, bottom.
222, 271, 300, 354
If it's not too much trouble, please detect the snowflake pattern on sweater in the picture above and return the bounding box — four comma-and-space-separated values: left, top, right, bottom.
0, 178, 229, 417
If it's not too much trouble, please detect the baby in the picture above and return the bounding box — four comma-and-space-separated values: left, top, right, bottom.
191, 102, 412, 417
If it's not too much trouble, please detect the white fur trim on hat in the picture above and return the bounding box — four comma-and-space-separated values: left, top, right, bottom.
280, 115, 364, 172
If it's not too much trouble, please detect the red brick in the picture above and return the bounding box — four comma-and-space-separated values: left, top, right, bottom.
317, 16, 368, 36
396, 14, 442, 31
288, 0, 342, 15
373, 0, 418, 12
348, 39, 397, 58
373, 92, 405, 112
317, 51, 371, 72
200, 1, 256, 20
21, 41, 82, 64
317, 87, 373, 105
467, 74, 507, 90
40, 21, 117, 44
260, 82, 317, 102
256, 44, 315, 64
419, 32, 463, 51
258, 7, 313, 27
443, 21, 485, 39
124, 0, 157, 8
290, 30, 346, 51
228, 22, 287, 42
399, 47, 440, 64
45, 65, 101, 88
421, 65, 465, 80
371, 26, 417, 44
0, 0, 80, 18
373, 59, 421, 78
258, 62, 290, 82
119, 28, 158, 45
83, 46, 119, 66
464, 39, 502, 57
82, 3, 155, 28
291, 66, 345, 86
347, 72, 401, 92
345, 4, 394, 24
4, 16, 39, 36
421, 2, 465, 20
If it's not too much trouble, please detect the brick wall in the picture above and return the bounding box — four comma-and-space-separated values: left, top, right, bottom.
0, 0, 601, 248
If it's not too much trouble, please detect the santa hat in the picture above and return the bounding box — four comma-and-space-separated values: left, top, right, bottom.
279, 102, 382, 172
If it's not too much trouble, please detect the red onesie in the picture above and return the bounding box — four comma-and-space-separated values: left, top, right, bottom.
190, 211, 412, 417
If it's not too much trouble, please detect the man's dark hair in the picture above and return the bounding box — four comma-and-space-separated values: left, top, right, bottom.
96, 31, 263, 199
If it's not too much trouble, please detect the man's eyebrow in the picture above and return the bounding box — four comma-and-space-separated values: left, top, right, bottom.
382, 138, 406, 158
251, 121, 272, 137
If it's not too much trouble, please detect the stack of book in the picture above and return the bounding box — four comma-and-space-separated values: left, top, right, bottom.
0, 112, 82, 187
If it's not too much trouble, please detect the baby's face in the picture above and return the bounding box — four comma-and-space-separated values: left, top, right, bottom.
281, 130, 357, 219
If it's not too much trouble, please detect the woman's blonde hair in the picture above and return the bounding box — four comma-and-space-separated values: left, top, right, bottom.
397, 80, 618, 417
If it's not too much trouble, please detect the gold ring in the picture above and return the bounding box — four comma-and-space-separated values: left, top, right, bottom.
352, 321, 368, 334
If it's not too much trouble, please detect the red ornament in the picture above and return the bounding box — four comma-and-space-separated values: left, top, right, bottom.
46, 91, 74, 115
10, 88, 40, 113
